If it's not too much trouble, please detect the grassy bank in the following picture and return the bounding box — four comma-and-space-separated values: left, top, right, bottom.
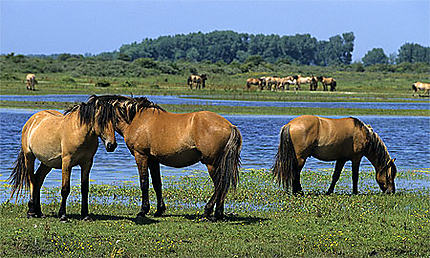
1, 71, 429, 102
1, 169, 429, 257
1, 100, 429, 116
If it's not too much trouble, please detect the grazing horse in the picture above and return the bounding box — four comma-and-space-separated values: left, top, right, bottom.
9, 95, 118, 221
293, 75, 312, 91
309, 76, 318, 91
187, 74, 208, 89
103, 95, 242, 220
246, 78, 262, 90
273, 115, 396, 194
412, 82, 430, 96
278, 76, 295, 90
26, 74, 37, 91
317, 76, 337, 91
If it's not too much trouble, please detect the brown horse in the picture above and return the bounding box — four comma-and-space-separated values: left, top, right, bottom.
102, 95, 242, 220
309, 76, 318, 91
9, 95, 117, 221
317, 76, 337, 91
26, 74, 37, 91
187, 74, 208, 89
246, 78, 262, 90
273, 115, 396, 194
278, 76, 295, 91
293, 75, 312, 91
412, 82, 430, 96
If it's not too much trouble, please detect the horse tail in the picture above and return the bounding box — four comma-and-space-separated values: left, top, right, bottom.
9, 148, 29, 199
215, 126, 242, 201
332, 80, 337, 91
272, 125, 298, 190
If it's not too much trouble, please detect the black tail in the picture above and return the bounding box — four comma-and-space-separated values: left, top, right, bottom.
272, 125, 298, 190
9, 149, 29, 199
214, 126, 242, 201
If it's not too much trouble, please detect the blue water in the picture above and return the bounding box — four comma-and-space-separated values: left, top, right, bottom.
1, 94, 429, 110
1, 109, 429, 192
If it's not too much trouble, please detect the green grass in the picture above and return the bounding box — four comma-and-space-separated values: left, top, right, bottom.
1, 71, 429, 103
1, 168, 429, 257
1, 100, 429, 116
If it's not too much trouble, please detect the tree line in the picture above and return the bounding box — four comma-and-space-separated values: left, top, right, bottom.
115, 30, 355, 66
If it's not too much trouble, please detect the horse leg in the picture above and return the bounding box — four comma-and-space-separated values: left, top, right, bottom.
292, 157, 306, 194
351, 158, 361, 194
58, 156, 72, 221
149, 160, 166, 217
203, 164, 217, 218
79, 160, 93, 220
135, 152, 150, 217
326, 159, 347, 194
32, 163, 51, 217
24, 154, 37, 218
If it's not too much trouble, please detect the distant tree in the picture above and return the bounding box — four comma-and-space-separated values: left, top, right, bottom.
388, 52, 397, 64
397, 43, 430, 64
362, 48, 388, 66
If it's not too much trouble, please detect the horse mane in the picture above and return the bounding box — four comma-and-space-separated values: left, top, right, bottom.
64, 95, 116, 131
351, 117, 391, 166
89, 95, 165, 124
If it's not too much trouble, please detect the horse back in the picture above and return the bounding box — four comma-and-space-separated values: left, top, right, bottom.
288, 116, 367, 160
126, 109, 233, 165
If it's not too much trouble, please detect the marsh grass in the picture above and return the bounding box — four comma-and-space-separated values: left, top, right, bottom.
1, 168, 429, 257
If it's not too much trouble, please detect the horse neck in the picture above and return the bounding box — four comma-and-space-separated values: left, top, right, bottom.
363, 134, 391, 172
66, 111, 96, 138
114, 118, 130, 137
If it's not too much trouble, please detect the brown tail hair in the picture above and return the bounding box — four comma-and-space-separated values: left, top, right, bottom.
272, 125, 298, 190
214, 126, 242, 201
9, 148, 29, 199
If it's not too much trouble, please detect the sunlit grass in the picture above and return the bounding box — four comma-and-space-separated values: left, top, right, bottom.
1, 168, 429, 257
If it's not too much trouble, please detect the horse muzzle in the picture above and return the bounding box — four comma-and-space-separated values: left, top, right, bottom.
105, 142, 118, 152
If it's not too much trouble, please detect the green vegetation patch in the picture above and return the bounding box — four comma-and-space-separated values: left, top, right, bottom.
1, 168, 429, 257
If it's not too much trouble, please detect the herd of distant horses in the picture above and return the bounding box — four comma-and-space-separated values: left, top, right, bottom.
247, 75, 337, 92
11, 93, 399, 221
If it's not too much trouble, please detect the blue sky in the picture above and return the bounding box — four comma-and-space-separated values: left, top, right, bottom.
1, 0, 429, 61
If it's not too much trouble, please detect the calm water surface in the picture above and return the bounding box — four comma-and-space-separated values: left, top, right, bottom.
1, 109, 429, 192
2, 94, 429, 110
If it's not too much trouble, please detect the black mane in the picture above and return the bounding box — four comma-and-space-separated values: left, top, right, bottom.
93, 95, 165, 124
64, 95, 116, 131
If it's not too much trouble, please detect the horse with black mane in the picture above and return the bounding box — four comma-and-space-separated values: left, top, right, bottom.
187, 74, 208, 89
412, 82, 430, 96
99, 95, 242, 220
273, 115, 396, 194
317, 76, 337, 91
10, 95, 117, 221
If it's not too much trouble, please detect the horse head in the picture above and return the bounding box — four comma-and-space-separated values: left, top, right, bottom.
88, 96, 118, 152
376, 158, 397, 194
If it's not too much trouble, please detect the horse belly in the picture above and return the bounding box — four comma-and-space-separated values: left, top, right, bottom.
157, 148, 202, 168
311, 145, 352, 161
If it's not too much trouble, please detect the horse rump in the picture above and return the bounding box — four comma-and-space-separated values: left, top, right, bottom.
272, 125, 298, 191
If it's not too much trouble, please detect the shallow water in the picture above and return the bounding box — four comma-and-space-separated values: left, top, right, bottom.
0, 109, 429, 192
1, 94, 429, 110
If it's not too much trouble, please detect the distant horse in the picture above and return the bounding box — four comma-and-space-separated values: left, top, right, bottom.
246, 78, 262, 90
26, 74, 37, 91
317, 76, 337, 91
309, 76, 318, 91
9, 95, 118, 221
293, 75, 312, 91
278, 76, 295, 90
187, 74, 208, 89
412, 82, 430, 96
104, 95, 242, 220
273, 115, 396, 194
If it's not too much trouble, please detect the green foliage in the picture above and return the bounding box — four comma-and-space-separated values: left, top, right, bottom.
397, 43, 430, 64
118, 30, 355, 65
362, 48, 389, 66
